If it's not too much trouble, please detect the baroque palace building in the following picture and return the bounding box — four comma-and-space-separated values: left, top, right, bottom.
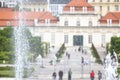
0, 0, 120, 47
88, 0, 120, 16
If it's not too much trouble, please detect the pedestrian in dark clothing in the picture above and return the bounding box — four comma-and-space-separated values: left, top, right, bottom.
52, 72, 57, 80
81, 57, 84, 64
98, 70, 102, 80
78, 47, 81, 52
68, 68, 72, 80
90, 70, 95, 80
68, 53, 70, 59
59, 70, 63, 80
82, 49, 84, 54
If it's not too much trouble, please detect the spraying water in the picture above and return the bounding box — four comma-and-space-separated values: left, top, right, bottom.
14, 0, 29, 80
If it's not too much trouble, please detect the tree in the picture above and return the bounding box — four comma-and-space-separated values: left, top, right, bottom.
110, 37, 119, 53
114, 39, 120, 54
29, 37, 44, 58
0, 27, 13, 38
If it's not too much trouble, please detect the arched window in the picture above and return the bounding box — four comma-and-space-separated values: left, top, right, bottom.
76, 21, 80, 26
64, 21, 68, 26
89, 21, 93, 26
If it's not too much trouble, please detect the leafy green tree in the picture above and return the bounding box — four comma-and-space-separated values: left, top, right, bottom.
29, 37, 44, 58
110, 37, 118, 53
114, 39, 120, 54
0, 27, 13, 38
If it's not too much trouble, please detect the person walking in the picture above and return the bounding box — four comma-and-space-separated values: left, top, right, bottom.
52, 72, 57, 80
90, 70, 95, 80
68, 68, 72, 80
98, 70, 102, 80
68, 53, 70, 59
58, 70, 63, 80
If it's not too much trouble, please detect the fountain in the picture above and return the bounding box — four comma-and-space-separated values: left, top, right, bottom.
104, 51, 119, 80
14, 0, 30, 80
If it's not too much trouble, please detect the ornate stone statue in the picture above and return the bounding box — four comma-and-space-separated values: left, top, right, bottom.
104, 51, 119, 80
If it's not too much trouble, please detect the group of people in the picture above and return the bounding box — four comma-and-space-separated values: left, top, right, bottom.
52, 68, 72, 80
52, 69, 102, 80
90, 70, 102, 80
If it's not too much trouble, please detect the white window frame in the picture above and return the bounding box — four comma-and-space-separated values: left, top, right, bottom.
115, 5, 119, 11
76, 21, 80, 26
64, 21, 68, 26
51, 33, 55, 44
88, 35, 92, 43
101, 35, 105, 44
89, 21, 93, 26
64, 35, 68, 43
107, 19, 112, 26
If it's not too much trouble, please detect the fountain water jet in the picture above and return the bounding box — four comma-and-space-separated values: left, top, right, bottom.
104, 51, 119, 80
14, 0, 30, 80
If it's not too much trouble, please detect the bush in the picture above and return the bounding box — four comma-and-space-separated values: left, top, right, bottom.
117, 68, 120, 75
56, 43, 66, 60
0, 51, 14, 64
91, 43, 103, 64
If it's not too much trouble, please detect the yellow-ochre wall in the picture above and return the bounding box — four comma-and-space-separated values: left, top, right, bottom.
89, 0, 120, 16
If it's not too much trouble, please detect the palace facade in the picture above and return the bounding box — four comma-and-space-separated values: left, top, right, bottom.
0, 0, 120, 47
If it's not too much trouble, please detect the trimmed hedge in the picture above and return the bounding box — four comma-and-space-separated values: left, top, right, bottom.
91, 43, 103, 64
56, 43, 66, 60
118, 68, 120, 75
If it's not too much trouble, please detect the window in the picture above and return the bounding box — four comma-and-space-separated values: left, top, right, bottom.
101, 35, 105, 44
115, 5, 119, 11
107, 19, 112, 26
107, 6, 110, 11
64, 35, 68, 43
70, 7, 75, 12
76, 21, 80, 26
51, 33, 55, 44
45, 19, 50, 25
6, 21, 10, 26
86, 0, 88, 2
89, 21, 93, 26
82, 7, 87, 12
88, 35, 92, 43
84, 7, 87, 12
100, 6, 102, 11
64, 21, 68, 26
114, 0, 119, 2
93, 0, 95, 2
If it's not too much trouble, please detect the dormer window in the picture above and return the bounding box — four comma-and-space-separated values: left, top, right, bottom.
84, 7, 87, 12
82, 7, 87, 12
45, 19, 50, 25
70, 7, 75, 12
107, 19, 112, 26
6, 21, 10, 26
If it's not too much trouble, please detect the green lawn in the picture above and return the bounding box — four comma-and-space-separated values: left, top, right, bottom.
0, 66, 34, 77
0, 67, 14, 77
0, 70, 14, 77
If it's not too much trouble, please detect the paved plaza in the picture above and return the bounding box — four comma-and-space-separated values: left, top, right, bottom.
28, 46, 106, 80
